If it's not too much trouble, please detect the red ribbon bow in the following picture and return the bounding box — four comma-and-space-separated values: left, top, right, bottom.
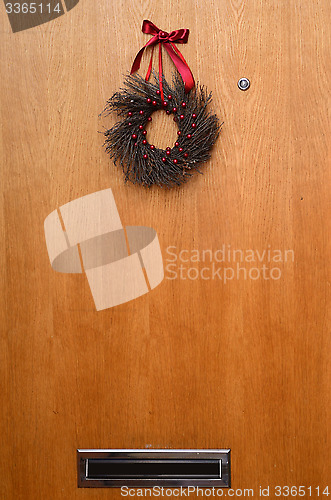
130, 20, 195, 101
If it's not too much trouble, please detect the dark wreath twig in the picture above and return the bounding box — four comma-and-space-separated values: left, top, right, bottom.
101, 72, 221, 188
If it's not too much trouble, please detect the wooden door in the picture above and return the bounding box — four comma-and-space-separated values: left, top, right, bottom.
1, 1, 330, 498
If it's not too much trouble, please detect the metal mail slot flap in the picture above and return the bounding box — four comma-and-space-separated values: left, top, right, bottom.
77, 449, 231, 488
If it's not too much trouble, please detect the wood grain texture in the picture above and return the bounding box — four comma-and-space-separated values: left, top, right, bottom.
0, 0, 330, 498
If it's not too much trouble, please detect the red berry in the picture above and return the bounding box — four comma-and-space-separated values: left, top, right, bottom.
139, 125, 144, 130
192, 123, 197, 128
132, 134, 137, 139
134, 143, 138, 147
142, 130, 147, 135
142, 139, 147, 145
166, 150, 171, 155
180, 115, 184, 120
139, 110, 144, 115
175, 142, 179, 147
162, 157, 166, 162
147, 98, 152, 103
128, 122, 132, 126
150, 145, 155, 150
143, 154, 148, 159
156, 90, 160, 95
177, 131, 182, 136
172, 107, 177, 113
128, 112, 132, 117
179, 147, 183, 152
181, 102, 186, 108
152, 101, 157, 106
173, 117, 178, 122
187, 134, 192, 139
166, 146, 171, 150
168, 95, 172, 100
166, 110, 170, 115
163, 101, 168, 107
184, 153, 188, 158
148, 116, 152, 121
173, 159, 178, 164
192, 113, 197, 119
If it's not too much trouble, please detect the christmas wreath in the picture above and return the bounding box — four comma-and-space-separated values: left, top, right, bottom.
102, 20, 221, 188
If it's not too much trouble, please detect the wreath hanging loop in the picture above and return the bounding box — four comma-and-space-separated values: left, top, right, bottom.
102, 20, 221, 188
130, 19, 195, 100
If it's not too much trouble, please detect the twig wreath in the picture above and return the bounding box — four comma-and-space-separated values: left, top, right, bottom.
102, 20, 221, 188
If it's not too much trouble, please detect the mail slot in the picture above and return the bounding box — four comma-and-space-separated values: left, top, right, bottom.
77, 449, 231, 488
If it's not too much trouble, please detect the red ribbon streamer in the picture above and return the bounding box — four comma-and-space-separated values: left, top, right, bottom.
130, 19, 195, 100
